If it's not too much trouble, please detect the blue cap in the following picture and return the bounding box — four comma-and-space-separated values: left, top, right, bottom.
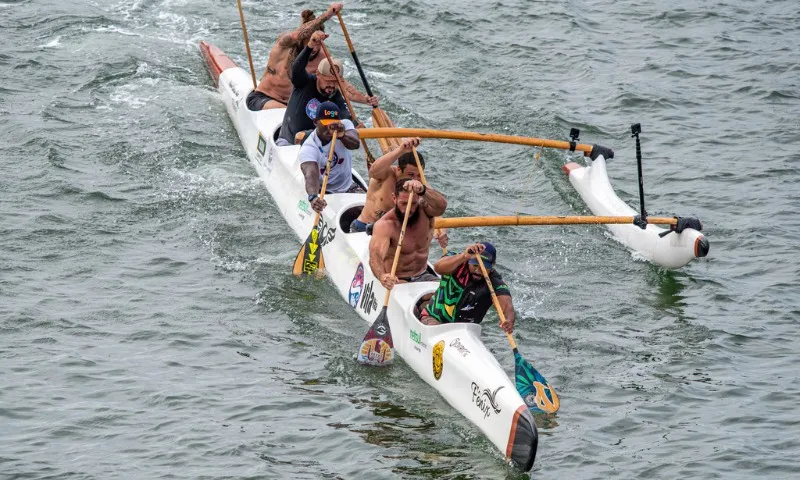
315, 101, 341, 125
467, 242, 496, 269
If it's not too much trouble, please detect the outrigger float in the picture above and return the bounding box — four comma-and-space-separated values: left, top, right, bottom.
561, 125, 708, 269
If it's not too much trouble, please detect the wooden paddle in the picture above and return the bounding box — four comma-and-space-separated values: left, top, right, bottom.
358, 127, 596, 154
235, 0, 257, 89
435, 215, 680, 228
319, 42, 375, 167
474, 253, 560, 414
357, 191, 416, 366
292, 132, 338, 276
335, 13, 401, 156
411, 147, 447, 254
372, 107, 402, 154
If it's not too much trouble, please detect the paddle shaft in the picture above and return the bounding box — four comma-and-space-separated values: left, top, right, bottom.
411, 147, 428, 185
474, 254, 515, 346
236, 0, 257, 89
372, 108, 401, 154
383, 191, 415, 305
359, 128, 595, 154
434, 215, 678, 228
336, 12, 375, 98
330, 17, 394, 152
319, 43, 375, 166
411, 147, 447, 254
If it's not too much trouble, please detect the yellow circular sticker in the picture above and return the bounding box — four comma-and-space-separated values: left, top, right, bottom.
432, 340, 445, 380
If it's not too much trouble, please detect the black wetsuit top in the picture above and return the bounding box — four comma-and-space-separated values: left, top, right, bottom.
278, 46, 351, 145
423, 252, 511, 324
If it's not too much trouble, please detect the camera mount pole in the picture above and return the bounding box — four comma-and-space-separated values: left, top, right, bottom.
631, 123, 648, 229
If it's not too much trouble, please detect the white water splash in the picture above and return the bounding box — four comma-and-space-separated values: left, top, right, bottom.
109, 83, 150, 109
38, 36, 62, 49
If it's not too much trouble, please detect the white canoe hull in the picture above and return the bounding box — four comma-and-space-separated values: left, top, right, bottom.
200, 42, 538, 470
563, 157, 708, 269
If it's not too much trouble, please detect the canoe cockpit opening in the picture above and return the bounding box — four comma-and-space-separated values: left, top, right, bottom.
409, 287, 439, 323
338, 205, 364, 233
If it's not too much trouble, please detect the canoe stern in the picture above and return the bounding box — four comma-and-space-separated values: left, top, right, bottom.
507, 405, 538, 471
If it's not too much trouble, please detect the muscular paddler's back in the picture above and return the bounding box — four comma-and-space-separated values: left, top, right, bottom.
256, 39, 293, 103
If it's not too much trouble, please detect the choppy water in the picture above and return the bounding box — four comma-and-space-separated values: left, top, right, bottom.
2, 0, 799, 478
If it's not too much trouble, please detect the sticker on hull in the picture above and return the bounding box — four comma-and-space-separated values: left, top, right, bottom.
432, 340, 445, 380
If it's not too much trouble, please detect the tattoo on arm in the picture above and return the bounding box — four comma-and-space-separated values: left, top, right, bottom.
294, 12, 332, 45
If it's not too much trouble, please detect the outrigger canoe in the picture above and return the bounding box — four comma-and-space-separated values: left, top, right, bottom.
199, 41, 540, 471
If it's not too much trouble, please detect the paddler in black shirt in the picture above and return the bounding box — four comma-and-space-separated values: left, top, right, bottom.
419, 242, 516, 334
277, 30, 354, 146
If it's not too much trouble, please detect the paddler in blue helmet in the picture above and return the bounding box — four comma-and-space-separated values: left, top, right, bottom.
419, 242, 515, 334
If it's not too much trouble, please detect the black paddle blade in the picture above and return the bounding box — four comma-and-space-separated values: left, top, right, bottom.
514, 349, 559, 414
357, 306, 394, 366
292, 226, 325, 276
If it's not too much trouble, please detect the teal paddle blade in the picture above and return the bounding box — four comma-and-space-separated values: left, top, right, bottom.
514, 349, 559, 414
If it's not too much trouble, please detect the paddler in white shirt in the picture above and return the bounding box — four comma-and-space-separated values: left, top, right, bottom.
299, 101, 363, 213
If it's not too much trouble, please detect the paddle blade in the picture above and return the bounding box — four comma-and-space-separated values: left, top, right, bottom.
292, 227, 325, 276
514, 349, 560, 414
357, 306, 394, 366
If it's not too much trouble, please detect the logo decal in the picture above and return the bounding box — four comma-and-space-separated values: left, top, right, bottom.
471, 382, 504, 419
514, 351, 560, 413
256, 133, 267, 156
432, 340, 445, 380
358, 338, 393, 365
375, 324, 387, 336
410, 329, 428, 352
319, 151, 344, 175
520, 377, 560, 414
317, 217, 336, 247
359, 281, 378, 315
449, 338, 470, 357
348, 263, 364, 307
265, 146, 275, 172
301, 217, 336, 275
228, 80, 242, 98
305, 98, 321, 120
297, 199, 311, 220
